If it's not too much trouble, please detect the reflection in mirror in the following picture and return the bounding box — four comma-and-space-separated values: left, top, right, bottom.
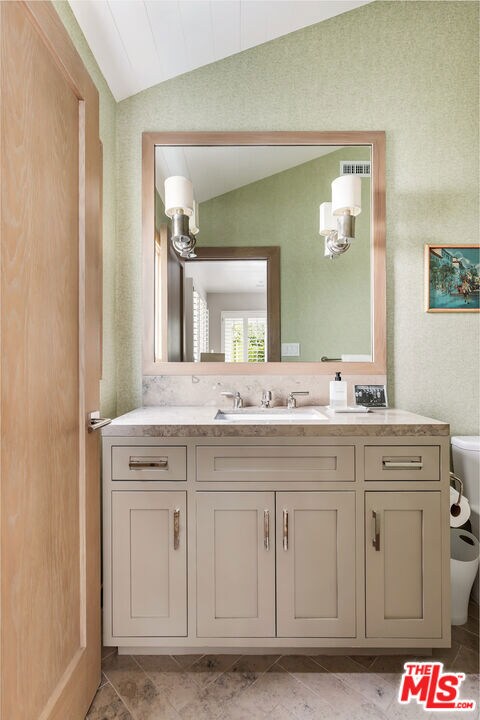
154, 144, 372, 363
185, 260, 267, 363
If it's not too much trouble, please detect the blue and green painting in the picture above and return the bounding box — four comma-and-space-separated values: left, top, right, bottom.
428, 246, 479, 310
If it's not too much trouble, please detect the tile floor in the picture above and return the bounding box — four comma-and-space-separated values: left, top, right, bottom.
88, 603, 479, 720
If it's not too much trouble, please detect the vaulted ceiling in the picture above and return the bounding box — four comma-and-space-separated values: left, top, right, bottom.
69, 1, 372, 101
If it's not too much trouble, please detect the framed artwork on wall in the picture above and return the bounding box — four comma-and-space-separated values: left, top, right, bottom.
425, 244, 480, 312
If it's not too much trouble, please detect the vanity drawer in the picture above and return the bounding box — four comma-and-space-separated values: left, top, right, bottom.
196, 445, 355, 482
364, 445, 440, 481
112, 446, 187, 481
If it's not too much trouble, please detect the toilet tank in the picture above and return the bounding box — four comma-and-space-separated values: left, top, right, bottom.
452, 435, 480, 603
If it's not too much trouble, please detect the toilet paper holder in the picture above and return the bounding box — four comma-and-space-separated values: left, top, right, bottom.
450, 472, 464, 517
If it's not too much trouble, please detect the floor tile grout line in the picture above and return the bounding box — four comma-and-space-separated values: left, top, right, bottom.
130, 654, 195, 710
309, 660, 399, 711
169, 653, 190, 669
102, 676, 137, 720
130, 654, 146, 671
101, 647, 117, 662
455, 626, 480, 643
172, 653, 206, 671
197, 655, 287, 717
309, 652, 369, 673
384, 684, 402, 717
228, 654, 282, 679
276, 655, 393, 718
347, 653, 376, 670
450, 644, 463, 669
130, 652, 185, 714
98, 674, 109, 689
186, 655, 244, 689
273, 658, 347, 716
104, 655, 152, 720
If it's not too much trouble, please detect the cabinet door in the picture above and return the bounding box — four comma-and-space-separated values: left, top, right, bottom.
276, 492, 356, 637
197, 492, 275, 637
365, 492, 442, 638
112, 491, 187, 636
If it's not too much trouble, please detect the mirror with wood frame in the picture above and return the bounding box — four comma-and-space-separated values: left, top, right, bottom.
143, 132, 386, 375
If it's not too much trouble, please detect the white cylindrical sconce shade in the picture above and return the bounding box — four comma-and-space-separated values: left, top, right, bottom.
189, 200, 199, 235
319, 202, 336, 236
164, 176, 193, 217
331, 175, 361, 216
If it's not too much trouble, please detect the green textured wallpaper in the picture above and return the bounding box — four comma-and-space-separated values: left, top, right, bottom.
196, 147, 371, 361
53, 1, 118, 418
58, 1, 479, 435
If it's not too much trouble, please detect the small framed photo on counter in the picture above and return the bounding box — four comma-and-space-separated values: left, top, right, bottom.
355, 384, 388, 408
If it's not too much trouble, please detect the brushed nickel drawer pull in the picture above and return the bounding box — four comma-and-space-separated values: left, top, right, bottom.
129, 456, 169, 470
372, 510, 380, 551
382, 460, 423, 469
264, 510, 270, 551
173, 509, 180, 550
283, 509, 289, 551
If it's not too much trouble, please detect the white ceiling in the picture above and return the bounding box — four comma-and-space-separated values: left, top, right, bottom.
68, 1, 372, 101
156, 144, 341, 202
185, 259, 266, 294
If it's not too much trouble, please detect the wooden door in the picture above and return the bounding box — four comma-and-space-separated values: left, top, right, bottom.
196, 492, 275, 637
1, 3, 102, 719
112, 492, 187, 637
276, 492, 356, 637
365, 492, 442, 638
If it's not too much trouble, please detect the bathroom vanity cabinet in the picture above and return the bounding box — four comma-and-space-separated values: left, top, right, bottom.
102, 407, 450, 653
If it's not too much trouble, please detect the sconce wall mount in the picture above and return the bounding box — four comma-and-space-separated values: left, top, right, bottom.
164, 175, 199, 258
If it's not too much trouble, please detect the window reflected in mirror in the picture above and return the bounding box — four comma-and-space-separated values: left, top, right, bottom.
185, 260, 267, 363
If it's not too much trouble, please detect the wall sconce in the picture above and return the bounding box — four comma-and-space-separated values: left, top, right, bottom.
164, 176, 199, 258
319, 175, 362, 259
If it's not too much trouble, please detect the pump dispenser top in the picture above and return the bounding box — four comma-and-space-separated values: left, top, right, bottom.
335, 372, 342, 381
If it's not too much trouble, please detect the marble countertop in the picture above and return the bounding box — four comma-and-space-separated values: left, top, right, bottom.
102, 406, 449, 437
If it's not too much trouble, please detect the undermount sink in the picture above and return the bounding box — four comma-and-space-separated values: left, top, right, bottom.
214, 407, 328, 422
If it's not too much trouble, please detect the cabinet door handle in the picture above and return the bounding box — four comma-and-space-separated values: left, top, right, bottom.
372, 510, 380, 551
283, 509, 289, 551
129, 456, 169, 470
173, 508, 180, 550
382, 460, 423, 469
264, 510, 270, 551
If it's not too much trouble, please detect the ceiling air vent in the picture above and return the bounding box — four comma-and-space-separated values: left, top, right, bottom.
340, 160, 371, 177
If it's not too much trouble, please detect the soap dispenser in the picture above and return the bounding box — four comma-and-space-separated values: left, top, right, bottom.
329, 371, 348, 409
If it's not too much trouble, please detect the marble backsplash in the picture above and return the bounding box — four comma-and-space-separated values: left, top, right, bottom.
142, 374, 387, 409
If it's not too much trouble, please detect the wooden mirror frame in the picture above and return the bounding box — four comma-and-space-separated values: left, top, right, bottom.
143, 131, 386, 375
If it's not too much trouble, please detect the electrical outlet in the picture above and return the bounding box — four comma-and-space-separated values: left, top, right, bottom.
282, 343, 300, 357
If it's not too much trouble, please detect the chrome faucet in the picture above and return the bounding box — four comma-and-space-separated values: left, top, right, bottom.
261, 390, 273, 408
221, 391, 244, 409
287, 391, 309, 409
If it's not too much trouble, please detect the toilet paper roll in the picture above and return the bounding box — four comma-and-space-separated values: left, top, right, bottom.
450, 486, 471, 527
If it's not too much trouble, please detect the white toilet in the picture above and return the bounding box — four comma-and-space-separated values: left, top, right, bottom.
452, 436, 480, 604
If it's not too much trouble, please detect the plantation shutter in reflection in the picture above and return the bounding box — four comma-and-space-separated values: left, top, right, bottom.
223, 317, 244, 362
222, 311, 267, 362
193, 289, 209, 362
247, 317, 266, 362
